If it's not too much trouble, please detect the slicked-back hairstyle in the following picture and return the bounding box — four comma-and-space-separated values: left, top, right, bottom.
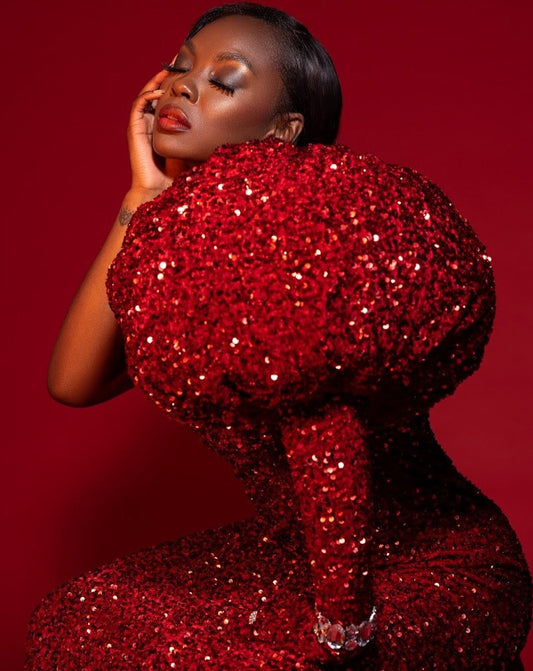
186, 2, 342, 146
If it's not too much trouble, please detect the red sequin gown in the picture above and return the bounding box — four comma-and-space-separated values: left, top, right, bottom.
26, 140, 531, 670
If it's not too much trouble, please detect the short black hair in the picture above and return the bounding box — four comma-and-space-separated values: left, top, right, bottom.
186, 2, 342, 146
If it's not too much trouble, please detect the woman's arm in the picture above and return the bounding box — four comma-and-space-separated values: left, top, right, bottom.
47, 190, 152, 406
47, 69, 178, 406
281, 401, 377, 662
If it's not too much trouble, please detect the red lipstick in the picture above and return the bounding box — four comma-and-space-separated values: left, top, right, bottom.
157, 105, 191, 132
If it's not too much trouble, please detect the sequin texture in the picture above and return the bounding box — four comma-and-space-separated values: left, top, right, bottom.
26, 140, 531, 669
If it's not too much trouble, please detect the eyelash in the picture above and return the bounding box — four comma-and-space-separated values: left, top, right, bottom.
162, 62, 236, 96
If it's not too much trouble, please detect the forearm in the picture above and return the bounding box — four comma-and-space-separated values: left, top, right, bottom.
47, 188, 159, 406
281, 401, 376, 658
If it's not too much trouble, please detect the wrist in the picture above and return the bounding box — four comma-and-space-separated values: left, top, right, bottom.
116, 188, 161, 229
123, 186, 162, 208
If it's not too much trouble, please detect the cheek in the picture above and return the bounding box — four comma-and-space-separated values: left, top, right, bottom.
206, 94, 277, 135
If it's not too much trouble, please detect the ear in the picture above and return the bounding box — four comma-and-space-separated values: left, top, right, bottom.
264, 112, 304, 144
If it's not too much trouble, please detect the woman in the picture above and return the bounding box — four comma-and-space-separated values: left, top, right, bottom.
26, 3, 531, 669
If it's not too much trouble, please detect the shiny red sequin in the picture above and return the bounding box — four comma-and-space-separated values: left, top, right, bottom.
26, 140, 531, 669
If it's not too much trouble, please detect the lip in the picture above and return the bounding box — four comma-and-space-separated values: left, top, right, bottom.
157, 104, 191, 132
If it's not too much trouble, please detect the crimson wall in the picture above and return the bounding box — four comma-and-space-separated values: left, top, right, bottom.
2, 1, 532, 667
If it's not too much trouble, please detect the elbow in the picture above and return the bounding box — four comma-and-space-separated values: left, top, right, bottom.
46, 370, 95, 407
47, 364, 133, 407
46, 360, 104, 407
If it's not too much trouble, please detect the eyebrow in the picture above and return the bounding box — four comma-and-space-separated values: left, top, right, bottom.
182, 40, 255, 74
214, 51, 255, 74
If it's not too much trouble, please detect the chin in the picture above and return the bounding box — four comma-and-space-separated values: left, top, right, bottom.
152, 134, 179, 160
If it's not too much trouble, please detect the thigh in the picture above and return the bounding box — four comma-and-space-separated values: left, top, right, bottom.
24, 521, 314, 670
360, 553, 531, 671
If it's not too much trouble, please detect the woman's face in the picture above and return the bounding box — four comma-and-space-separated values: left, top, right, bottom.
152, 15, 287, 164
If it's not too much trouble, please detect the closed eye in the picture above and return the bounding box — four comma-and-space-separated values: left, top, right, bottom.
162, 63, 235, 96
162, 62, 187, 73
209, 79, 235, 96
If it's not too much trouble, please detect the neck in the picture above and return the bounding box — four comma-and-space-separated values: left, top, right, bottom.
165, 158, 190, 179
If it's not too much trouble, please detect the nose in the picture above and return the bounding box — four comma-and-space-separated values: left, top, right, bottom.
170, 75, 198, 103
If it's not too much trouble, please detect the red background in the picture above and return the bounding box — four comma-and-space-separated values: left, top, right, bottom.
2, 0, 532, 668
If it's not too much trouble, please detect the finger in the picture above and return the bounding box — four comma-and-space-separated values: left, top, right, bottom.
132, 88, 165, 115
138, 68, 170, 96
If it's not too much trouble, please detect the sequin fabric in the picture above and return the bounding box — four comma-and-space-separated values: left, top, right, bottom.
26, 139, 532, 669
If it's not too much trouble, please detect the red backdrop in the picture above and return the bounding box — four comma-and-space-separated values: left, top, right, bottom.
2, 0, 532, 668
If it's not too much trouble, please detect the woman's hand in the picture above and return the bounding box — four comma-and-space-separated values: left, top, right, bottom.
127, 69, 184, 196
